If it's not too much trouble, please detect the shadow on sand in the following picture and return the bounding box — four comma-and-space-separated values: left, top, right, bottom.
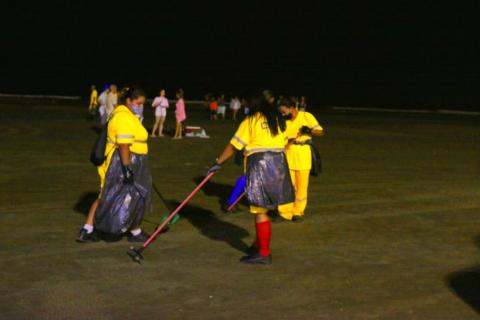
446, 235, 480, 313
169, 200, 250, 253
72, 191, 99, 216
193, 175, 248, 208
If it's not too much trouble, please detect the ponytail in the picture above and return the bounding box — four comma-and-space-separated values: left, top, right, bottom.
118, 86, 146, 105
248, 94, 286, 136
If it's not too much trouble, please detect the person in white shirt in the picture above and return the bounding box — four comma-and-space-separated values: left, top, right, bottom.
97, 85, 109, 124
229, 95, 241, 121
217, 94, 227, 120
105, 84, 118, 118
151, 89, 169, 137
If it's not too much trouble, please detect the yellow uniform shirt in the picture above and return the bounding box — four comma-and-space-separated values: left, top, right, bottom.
97, 105, 148, 188
106, 105, 148, 156
230, 113, 287, 156
284, 111, 323, 170
90, 89, 98, 107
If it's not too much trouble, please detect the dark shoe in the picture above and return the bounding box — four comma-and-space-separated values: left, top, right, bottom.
127, 231, 150, 243
245, 244, 259, 255
292, 215, 304, 223
240, 253, 272, 265
76, 228, 99, 243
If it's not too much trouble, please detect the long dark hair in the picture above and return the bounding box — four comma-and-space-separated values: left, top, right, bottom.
247, 94, 286, 136
118, 86, 146, 105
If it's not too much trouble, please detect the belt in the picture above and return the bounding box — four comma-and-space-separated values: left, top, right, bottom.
244, 147, 285, 156
292, 139, 312, 146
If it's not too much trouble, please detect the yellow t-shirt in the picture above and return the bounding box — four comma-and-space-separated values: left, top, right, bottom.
106, 105, 148, 155
97, 105, 148, 188
284, 111, 323, 170
90, 89, 98, 107
230, 113, 287, 156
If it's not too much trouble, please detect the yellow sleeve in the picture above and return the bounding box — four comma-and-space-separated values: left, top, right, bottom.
230, 118, 250, 150
114, 112, 136, 144
305, 112, 323, 131
90, 91, 98, 105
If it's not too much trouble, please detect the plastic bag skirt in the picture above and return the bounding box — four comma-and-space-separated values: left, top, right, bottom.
245, 151, 295, 209
95, 150, 152, 234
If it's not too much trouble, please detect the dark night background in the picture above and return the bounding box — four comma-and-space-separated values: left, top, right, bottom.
1, 1, 478, 109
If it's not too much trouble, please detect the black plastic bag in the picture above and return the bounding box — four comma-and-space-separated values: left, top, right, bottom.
90, 122, 108, 166
308, 141, 322, 177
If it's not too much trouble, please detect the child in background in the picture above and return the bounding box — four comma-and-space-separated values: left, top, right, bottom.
173, 89, 186, 139
209, 96, 218, 120
151, 89, 169, 137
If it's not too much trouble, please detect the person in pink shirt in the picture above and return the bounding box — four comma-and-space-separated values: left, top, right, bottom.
173, 89, 186, 139
150, 89, 169, 137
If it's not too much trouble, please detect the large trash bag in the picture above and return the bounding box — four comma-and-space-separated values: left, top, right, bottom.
95, 151, 152, 234
245, 151, 295, 209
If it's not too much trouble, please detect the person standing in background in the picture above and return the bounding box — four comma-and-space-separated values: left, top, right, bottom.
229, 95, 241, 121
88, 85, 98, 118
217, 94, 227, 120
299, 96, 307, 111
209, 96, 218, 120
173, 89, 186, 139
98, 85, 110, 125
105, 84, 118, 119
151, 89, 169, 137
242, 98, 250, 116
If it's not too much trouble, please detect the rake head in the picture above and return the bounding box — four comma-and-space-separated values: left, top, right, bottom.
127, 246, 144, 264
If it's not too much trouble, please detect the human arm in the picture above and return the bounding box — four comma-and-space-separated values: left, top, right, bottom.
152, 97, 160, 108
300, 113, 324, 137
118, 143, 134, 184
207, 143, 235, 174
208, 119, 249, 174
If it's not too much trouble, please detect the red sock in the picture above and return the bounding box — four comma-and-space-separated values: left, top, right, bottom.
255, 221, 271, 256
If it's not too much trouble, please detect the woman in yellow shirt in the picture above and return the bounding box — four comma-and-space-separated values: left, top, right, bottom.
88, 85, 98, 115
77, 87, 152, 243
208, 94, 295, 265
277, 98, 324, 222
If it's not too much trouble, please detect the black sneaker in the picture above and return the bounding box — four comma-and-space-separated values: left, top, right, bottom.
245, 244, 259, 255
76, 228, 99, 243
127, 231, 150, 243
291, 215, 304, 223
240, 253, 272, 265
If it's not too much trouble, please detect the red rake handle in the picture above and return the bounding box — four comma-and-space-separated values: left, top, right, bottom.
142, 172, 216, 248
227, 191, 246, 211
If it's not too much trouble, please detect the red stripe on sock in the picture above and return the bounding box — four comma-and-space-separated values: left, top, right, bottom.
256, 221, 271, 256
